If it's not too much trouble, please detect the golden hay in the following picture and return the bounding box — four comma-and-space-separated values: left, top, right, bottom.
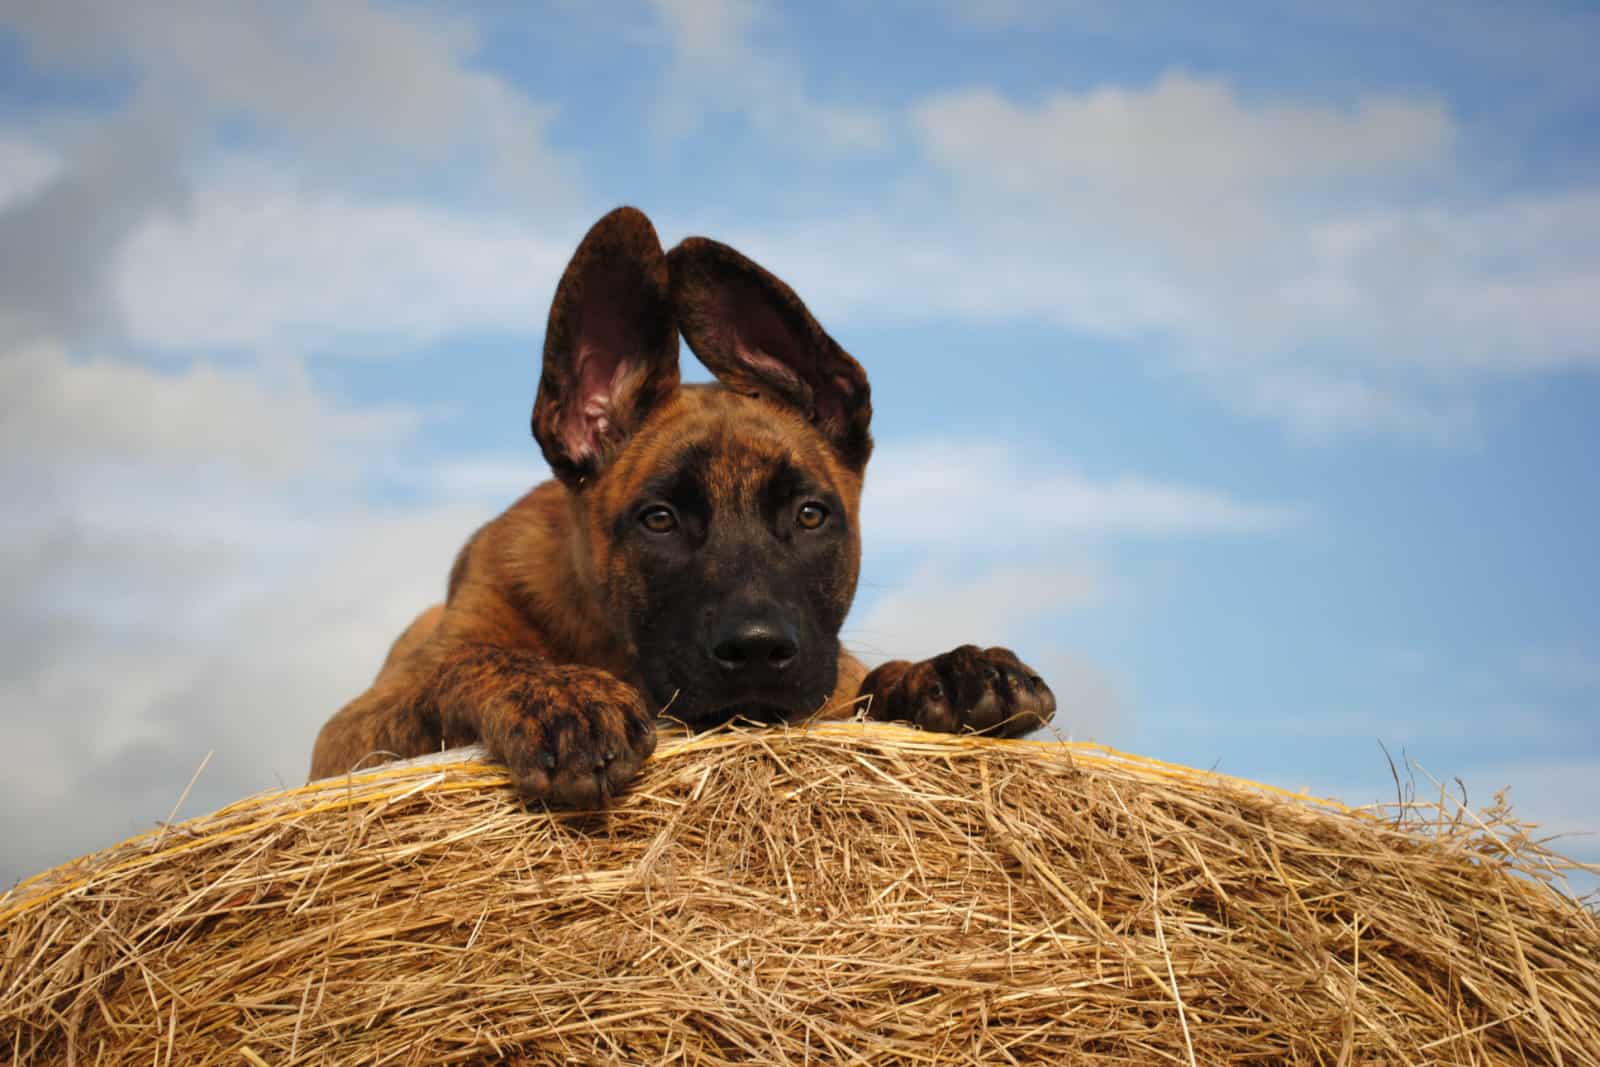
2, 722, 1597, 1065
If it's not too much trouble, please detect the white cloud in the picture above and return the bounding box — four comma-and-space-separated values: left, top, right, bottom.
0, 1, 573, 353
864, 437, 1295, 545
0, 340, 415, 476
1293, 195, 1600, 372
114, 162, 572, 352
2, 0, 571, 201
1229, 371, 1469, 444
715, 70, 1600, 439
0, 497, 485, 885
0, 337, 482, 884
648, 0, 886, 152
905, 72, 1455, 352
916, 75, 1450, 196
908, 70, 1590, 371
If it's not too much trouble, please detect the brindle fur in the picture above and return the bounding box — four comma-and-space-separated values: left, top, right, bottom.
310, 207, 1054, 805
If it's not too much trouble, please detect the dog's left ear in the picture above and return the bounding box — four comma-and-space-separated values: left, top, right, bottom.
534, 206, 680, 487
667, 237, 872, 470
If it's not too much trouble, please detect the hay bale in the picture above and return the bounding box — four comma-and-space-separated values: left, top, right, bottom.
2, 722, 1596, 1065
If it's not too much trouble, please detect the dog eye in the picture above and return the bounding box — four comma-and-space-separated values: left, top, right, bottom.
796, 502, 829, 530
638, 506, 678, 534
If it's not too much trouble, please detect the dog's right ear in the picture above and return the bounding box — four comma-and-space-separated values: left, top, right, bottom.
667, 237, 872, 471
532, 206, 680, 488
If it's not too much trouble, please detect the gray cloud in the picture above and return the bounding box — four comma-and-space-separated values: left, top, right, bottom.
0, 110, 188, 348
0, 269, 446, 889
1, 0, 571, 194
0, 0, 572, 351
0, 444, 486, 885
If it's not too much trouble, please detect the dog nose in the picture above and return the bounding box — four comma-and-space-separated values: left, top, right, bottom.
710, 617, 800, 677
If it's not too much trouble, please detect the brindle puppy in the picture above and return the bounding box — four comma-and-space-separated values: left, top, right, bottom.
310, 207, 1055, 804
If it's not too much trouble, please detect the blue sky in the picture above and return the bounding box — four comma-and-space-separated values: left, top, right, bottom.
1, 0, 1595, 890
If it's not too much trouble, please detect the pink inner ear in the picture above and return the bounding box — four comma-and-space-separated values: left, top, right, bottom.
736, 342, 804, 395
728, 298, 809, 407
560, 343, 627, 461
686, 260, 863, 447
734, 337, 854, 429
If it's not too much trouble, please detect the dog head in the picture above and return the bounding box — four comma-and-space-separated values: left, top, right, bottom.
532, 207, 872, 726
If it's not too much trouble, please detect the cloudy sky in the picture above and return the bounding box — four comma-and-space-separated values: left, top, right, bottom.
2, 1, 1596, 890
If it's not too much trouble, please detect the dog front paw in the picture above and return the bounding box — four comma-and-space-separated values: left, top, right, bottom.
860, 645, 1054, 737
478, 665, 657, 807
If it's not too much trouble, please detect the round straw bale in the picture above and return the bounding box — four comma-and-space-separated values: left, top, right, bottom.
2, 721, 1597, 1065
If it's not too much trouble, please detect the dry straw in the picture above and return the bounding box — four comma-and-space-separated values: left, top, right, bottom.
2, 721, 1597, 1065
